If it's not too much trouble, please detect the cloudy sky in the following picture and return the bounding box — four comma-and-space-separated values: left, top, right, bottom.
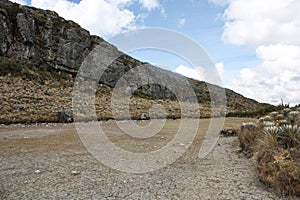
13, 0, 300, 105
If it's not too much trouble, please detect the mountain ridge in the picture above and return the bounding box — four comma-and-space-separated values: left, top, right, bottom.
0, 0, 272, 123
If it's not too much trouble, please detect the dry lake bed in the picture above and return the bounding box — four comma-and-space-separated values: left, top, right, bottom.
0, 118, 297, 199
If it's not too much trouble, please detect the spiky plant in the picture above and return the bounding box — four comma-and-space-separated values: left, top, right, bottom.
277, 125, 300, 149
288, 111, 299, 126
257, 127, 279, 150
259, 115, 273, 123
277, 119, 289, 126
275, 114, 285, 121
262, 121, 275, 128
269, 111, 279, 119
263, 126, 280, 136
242, 122, 257, 130
282, 108, 292, 117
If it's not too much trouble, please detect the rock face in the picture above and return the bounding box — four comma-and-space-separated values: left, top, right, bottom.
0, 0, 268, 111
0, 0, 103, 73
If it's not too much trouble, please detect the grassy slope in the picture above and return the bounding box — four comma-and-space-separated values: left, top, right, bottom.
1, 57, 222, 124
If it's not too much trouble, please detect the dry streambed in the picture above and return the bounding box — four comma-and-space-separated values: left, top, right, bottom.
0, 118, 297, 199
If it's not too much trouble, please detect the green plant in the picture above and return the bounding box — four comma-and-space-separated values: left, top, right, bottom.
242, 122, 257, 130
239, 108, 300, 196
257, 129, 278, 150
263, 126, 280, 136
278, 98, 290, 109
289, 111, 299, 126
282, 108, 292, 117
277, 125, 300, 149
275, 114, 285, 120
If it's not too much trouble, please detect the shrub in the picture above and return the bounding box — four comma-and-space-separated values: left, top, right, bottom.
238, 122, 260, 156
238, 109, 300, 196
277, 125, 300, 149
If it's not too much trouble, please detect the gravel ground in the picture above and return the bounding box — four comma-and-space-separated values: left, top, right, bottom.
0, 118, 298, 199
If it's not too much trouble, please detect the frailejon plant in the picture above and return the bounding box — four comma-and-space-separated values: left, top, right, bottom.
277, 125, 300, 149
262, 121, 275, 128
288, 111, 299, 126
257, 127, 279, 150
258, 115, 273, 123
277, 119, 289, 126
269, 111, 279, 119
263, 126, 280, 136
242, 122, 257, 130
275, 114, 285, 121
282, 108, 292, 117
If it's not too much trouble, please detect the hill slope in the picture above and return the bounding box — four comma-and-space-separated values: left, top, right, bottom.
0, 0, 271, 123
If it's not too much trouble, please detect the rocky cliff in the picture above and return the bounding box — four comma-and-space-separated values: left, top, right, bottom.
0, 0, 272, 123
0, 0, 103, 73
0, 0, 186, 100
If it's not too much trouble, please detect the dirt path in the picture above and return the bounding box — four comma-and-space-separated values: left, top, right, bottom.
0, 118, 297, 199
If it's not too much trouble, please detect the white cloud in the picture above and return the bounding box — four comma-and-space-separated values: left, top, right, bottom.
177, 17, 186, 28
208, 0, 231, 6
174, 65, 204, 81
106, 0, 132, 7
18, 0, 162, 37
231, 44, 300, 105
175, 63, 225, 85
221, 0, 300, 47
215, 62, 224, 78
11, 0, 27, 4
211, 0, 300, 105
138, 0, 159, 11
29, 0, 135, 37
107, 0, 160, 10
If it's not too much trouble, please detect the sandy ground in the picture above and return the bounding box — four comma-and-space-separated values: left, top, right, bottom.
0, 118, 298, 199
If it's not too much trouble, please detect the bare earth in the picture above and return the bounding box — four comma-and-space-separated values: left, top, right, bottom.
0, 118, 297, 199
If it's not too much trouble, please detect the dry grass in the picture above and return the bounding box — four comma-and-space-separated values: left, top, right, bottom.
256, 147, 300, 195
0, 58, 224, 124
238, 109, 300, 196
237, 123, 260, 157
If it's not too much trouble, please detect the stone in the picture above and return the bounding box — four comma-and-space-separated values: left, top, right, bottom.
71, 170, 80, 176
140, 113, 148, 120
219, 129, 237, 137
28, 99, 38, 104
11, 104, 24, 110
58, 109, 73, 123
44, 91, 53, 96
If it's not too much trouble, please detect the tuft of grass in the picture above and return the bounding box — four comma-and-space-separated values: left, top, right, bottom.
238, 122, 260, 156
277, 125, 300, 149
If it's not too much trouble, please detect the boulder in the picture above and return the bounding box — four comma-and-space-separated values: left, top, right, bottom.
140, 113, 149, 120
219, 129, 237, 137
58, 109, 73, 123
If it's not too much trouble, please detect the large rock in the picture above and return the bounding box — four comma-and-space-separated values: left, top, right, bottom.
0, 0, 100, 73
58, 109, 73, 123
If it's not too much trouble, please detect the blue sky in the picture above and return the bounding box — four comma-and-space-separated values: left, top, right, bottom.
13, 0, 300, 105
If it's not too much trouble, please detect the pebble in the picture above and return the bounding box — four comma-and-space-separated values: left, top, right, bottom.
71, 171, 80, 176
